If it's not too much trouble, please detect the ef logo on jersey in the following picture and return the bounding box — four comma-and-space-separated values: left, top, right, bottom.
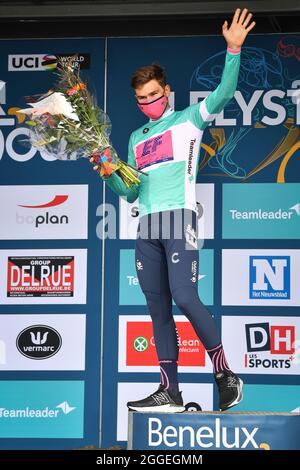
135, 130, 174, 170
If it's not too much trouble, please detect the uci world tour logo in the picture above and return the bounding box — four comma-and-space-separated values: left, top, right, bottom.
8, 54, 90, 72
249, 255, 290, 299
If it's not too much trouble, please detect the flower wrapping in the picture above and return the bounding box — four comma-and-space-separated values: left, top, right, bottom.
17, 56, 144, 187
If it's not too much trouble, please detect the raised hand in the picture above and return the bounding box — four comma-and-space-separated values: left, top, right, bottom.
222, 8, 256, 49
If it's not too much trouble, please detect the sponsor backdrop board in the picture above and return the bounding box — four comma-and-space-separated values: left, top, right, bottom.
0, 39, 104, 449
222, 316, 300, 375
222, 249, 300, 306
0, 249, 87, 304
119, 249, 214, 306
102, 34, 300, 449
1, 34, 300, 450
223, 183, 300, 239
118, 315, 213, 373
0, 381, 84, 438
0, 185, 88, 240
0, 314, 86, 370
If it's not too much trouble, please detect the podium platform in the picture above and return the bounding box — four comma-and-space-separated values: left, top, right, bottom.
128, 411, 300, 450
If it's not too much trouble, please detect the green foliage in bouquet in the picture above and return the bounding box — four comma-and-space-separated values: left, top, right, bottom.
19, 56, 142, 187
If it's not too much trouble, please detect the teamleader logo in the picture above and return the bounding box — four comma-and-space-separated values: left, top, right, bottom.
229, 202, 300, 221
245, 322, 295, 370
0, 401, 75, 419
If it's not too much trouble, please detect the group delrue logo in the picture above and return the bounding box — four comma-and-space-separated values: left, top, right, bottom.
249, 255, 290, 300
222, 183, 300, 239
244, 322, 296, 370
7, 255, 74, 298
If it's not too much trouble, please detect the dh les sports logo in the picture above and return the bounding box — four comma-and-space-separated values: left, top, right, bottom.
245, 322, 295, 370
249, 255, 290, 299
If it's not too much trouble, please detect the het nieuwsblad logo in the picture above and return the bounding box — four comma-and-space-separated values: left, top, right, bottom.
249, 255, 290, 300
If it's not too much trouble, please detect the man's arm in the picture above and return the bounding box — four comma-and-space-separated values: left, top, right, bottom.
104, 172, 139, 204
189, 8, 255, 130
92, 133, 140, 204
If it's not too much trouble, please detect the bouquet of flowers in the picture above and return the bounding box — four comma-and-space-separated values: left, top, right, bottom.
18, 56, 143, 187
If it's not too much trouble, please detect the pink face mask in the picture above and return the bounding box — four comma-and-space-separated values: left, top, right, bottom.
137, 95, 169, 120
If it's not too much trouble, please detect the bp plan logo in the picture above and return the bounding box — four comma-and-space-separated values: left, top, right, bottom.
0, 185, 88, 240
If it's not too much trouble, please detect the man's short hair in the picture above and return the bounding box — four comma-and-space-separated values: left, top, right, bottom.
130, 64, 167, 89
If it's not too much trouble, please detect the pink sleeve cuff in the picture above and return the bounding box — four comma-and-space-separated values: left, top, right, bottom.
227, 47, 241, 54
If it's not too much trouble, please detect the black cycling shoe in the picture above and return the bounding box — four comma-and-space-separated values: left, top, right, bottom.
214, 371, 243, 411
127, 384, 186, 413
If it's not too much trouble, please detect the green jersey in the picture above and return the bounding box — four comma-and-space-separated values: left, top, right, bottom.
106, 48, 241, 218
